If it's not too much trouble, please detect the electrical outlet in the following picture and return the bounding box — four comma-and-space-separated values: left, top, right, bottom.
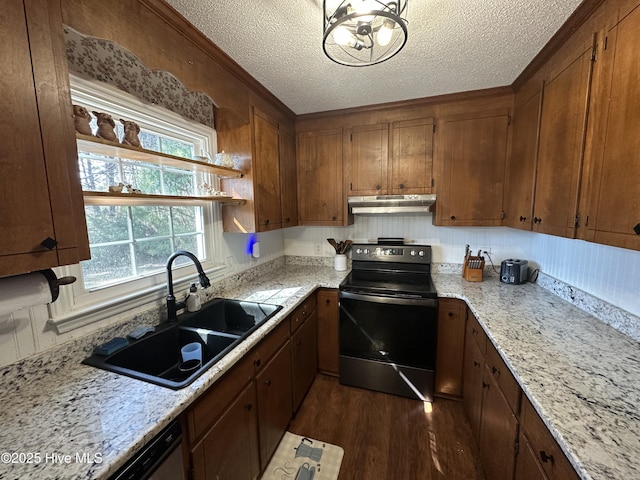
480, 247, 492, 256
314, 243, 322, 255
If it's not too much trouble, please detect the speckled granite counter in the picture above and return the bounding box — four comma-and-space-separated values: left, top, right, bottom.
0, 264, 638, 480
433, 274, 640, 480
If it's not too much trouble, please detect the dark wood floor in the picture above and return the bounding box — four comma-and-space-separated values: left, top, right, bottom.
288, 374, 485, 480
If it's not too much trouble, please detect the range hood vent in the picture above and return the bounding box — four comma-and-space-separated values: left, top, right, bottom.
348, 194, 436, 215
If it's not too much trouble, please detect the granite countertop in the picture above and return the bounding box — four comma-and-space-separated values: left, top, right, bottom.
0, 264, 637, 480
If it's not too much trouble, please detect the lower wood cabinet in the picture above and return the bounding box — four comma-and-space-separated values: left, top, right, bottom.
515, 396, 579, 480
316, 289, 340, 376
435, 298, 467, 397
291, 310, 318, 411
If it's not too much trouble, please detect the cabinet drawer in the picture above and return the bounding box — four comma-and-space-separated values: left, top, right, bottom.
290, 294, 317, 333
486, 342, 521, 414
187, 353, 254, 444
521, 396, 579, 480
251, 319, 290, 370
466, 309, 487, 354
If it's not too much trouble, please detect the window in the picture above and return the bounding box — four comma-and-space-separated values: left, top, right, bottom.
49, 76, 226, 332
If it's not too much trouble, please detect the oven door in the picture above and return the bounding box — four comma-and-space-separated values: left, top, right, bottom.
339, 291, 438, 401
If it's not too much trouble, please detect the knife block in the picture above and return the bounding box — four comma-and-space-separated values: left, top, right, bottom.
463, 256, 485, 282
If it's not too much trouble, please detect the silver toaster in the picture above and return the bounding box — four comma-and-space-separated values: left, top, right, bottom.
500, 259, 529, 285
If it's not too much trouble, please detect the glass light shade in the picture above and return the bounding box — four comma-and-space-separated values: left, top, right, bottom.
323, 0, 408, 67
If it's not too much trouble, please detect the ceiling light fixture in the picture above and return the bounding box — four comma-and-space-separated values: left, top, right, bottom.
323, 0, 408, 67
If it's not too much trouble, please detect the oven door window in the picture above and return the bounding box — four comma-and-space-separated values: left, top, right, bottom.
339, 296, 437, 369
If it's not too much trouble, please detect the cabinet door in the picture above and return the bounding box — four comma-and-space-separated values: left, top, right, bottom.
463, 328, 485, 441
253, 109, 282, 230
479, 369, 518, 480
346, 123, 388, 195
437, 109, 510, 226
256, 341, 293, 469
316, 289, 340, 376
532, 42, 595, 238
291, 311, 318, 412
582, 5, 640, 250
297, 128, 346, 225
505, 88, 542, 230
279, 125, 298, 228
390, 118, 434, 194
191, 382, 260, 480
435, 298, 466, 397
515, 433, 550, 480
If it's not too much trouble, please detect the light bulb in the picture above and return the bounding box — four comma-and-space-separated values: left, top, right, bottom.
377, 19, 394, 46
333, 25, 354, 46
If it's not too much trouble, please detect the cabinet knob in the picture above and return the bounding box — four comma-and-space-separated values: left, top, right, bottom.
244, 403, 253, 411
471, 327, 477, 334
539, 451, 554, 464
265, 219, 270, 225
375, 184, 381, 190
331, 215, 337, 221
448, 312, 454, 317
450, 215, 456, 221
265, 378, 272, 386
41, 237, 58, 250
473, 361, 480, 367
285, 217, 290, 222
491, 366, 500, 375
634, 223, 640, 235
519, 216, 527, 222
482, 381, 490, 389
533, 217, 542, 224
399, 183, 405, 189
254, 358, 261, 368
325, 299, 331, 304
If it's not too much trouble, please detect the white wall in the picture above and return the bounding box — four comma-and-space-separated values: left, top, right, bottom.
284, 214, 640, 317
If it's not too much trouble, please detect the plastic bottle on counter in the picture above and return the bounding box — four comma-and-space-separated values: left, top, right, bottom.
186, 283, 201, 312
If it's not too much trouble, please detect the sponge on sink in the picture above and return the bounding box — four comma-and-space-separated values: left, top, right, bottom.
93, 337, 129, 356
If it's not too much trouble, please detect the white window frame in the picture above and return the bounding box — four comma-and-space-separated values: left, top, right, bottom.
48, 76, 228, 333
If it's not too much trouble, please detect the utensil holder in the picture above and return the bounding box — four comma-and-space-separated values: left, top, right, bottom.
334, 254, 347, 271
463, 256, 485, 282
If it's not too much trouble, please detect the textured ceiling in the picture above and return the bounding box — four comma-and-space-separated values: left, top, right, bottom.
165, 0, 584, 115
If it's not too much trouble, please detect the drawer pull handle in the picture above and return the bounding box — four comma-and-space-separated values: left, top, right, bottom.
539, 451, 554, 464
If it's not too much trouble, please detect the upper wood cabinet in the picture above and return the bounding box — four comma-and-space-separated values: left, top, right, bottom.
532, 40, 596, 238
0, 0, 89, 277
390, 118, 435, 194
504, 87, 542, 230
345, 118, 434, 196
579, 3, 640, 250
297, 128, 350, 226
220, 107, 297, 232
436, 109, 510, 226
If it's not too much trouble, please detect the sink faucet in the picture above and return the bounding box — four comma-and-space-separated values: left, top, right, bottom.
166, 250, 211, 321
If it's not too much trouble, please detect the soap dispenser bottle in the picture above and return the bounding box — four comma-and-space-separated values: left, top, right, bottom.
186, 283, 201, 312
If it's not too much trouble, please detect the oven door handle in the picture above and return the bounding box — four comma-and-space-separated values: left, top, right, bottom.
339, 291, 438, 307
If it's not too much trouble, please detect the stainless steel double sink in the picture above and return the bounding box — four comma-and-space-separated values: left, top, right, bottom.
83, 298, 282, 389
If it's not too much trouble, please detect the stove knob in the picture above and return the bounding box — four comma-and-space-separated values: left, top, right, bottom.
410, 250, 417, 256
355, 248, 362, 254
418, 250, 425, 257
363, 248, 370, 255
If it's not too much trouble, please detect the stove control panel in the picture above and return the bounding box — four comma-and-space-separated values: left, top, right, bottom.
352, 244, 431, 264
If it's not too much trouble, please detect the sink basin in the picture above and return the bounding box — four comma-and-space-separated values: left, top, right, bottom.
83, 298, 282, 389
180, 298, 283, 335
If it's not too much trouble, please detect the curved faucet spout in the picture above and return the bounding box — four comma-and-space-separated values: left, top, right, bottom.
166, 250, 211, 321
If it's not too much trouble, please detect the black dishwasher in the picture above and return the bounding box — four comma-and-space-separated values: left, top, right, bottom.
108, 420, 185, 480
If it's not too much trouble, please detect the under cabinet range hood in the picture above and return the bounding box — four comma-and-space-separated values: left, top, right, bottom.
348, 194, 436, 215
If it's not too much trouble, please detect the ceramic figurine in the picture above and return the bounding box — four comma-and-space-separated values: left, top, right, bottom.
108, 183, 125, 193
73, 105, 93, 136
92, 111, 117, 141
120, 119, 141, 147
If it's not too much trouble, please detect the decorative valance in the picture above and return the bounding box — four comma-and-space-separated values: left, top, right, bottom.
64, 25, 215, 128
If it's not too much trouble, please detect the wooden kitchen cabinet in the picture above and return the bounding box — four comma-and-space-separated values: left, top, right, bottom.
390, 117, 435, 194
220, 107, 297, 232
291, 294, 318, 412
345, 123, 389, 195
436, 108, 510, 226
532, 39, 596, 238
505, 86, 542, 230
297, 128, 350, 225
0, 0, 89, 276
463, 323, 486, 440
516, 395, 579, 480
435, 298, 466, 398
191, 382, 260, 480
579, 2, 640, 251
256, 340, 293, 469
316, 289, 340, 376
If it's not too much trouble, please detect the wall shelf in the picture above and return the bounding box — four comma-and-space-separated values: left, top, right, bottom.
83, 191, 246, 207
76, 133, 243, 178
